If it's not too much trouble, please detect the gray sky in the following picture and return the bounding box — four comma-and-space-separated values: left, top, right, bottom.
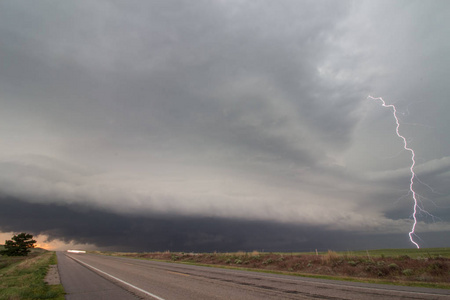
1, 0, 449, 251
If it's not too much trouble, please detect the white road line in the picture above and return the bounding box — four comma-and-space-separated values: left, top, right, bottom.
68, 255, 166, 300
69, 255, 449, 299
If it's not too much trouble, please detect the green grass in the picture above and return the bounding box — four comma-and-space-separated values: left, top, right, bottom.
337, 247, 450, 259
277, 247, 450, 259
0, 250, 65, 300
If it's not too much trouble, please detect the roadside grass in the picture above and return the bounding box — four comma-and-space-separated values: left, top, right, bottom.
93, 247, 450, 289
0, 249, 65, 300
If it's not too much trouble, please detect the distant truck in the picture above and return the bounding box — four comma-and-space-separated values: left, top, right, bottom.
67, 250, 86, 253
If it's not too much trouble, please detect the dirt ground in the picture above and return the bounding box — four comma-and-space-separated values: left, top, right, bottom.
45, 264, 60, 285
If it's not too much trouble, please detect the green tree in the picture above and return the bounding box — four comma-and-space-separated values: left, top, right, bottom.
0, 233, 36, 256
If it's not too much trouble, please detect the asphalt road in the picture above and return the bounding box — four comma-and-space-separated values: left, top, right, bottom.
57, 252, 450, 300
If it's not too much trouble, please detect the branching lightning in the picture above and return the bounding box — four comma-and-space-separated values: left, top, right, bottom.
368, 96, 420, 248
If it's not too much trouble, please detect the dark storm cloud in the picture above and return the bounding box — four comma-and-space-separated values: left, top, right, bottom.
0, 0, 449, 250
2, 195, 448, 252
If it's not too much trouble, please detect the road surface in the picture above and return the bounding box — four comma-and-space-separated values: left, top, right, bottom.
57, 252, 450, 300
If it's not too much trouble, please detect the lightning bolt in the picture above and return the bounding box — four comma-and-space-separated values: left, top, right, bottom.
368, 96, 420, 248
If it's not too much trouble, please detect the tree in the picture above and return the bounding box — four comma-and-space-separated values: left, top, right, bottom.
0, 233, 37, 256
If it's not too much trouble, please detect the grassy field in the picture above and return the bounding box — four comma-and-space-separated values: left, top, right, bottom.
0, 248, 65, 300
289, 247, 450, 259
95, 247, 450, 289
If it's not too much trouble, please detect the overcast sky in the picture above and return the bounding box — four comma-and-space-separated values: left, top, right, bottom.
1, 0, 449, 251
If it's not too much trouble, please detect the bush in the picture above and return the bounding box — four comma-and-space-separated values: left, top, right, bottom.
322, 250, 339, 264
251, 255, 262, 261
388, 263, 399, 270
427, 262, 447, 275
402, 269, 413, 276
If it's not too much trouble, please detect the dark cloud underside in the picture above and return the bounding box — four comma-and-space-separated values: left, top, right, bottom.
1, 196, 448, 251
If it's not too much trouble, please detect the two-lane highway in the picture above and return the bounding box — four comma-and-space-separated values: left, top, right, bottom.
57, 252, 450, 300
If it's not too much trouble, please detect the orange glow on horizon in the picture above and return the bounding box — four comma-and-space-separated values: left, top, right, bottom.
0, 232, 95, 251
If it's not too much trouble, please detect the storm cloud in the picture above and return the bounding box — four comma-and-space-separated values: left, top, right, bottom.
1, 0, 449, 250
3, 195, 449, 252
